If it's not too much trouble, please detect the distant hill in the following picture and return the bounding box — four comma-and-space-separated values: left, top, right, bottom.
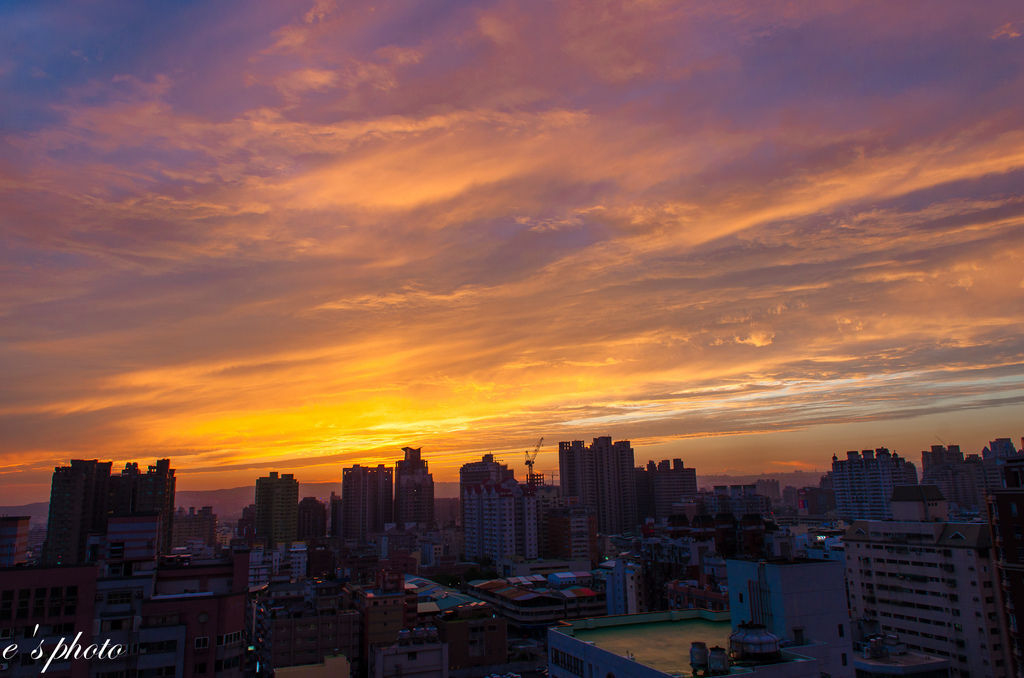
0, 502, 49, 527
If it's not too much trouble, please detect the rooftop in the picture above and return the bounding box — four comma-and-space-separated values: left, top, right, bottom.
553, 610, 732, 675
553, 611, 818, 677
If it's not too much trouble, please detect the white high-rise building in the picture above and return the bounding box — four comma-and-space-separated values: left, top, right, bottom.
831, 448, 918, 520
462, 478, 537, 563
844, 489, 1012, 678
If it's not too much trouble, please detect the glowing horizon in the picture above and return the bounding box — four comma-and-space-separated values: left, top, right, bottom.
2, 1, 1024, 504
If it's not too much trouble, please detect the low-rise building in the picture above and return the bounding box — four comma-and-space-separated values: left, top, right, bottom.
372, 626, 448, 678
435, 602, 507, 671
468, 575, 605, 634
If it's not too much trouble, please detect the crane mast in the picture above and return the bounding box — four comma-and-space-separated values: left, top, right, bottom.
525, 437, 544, 488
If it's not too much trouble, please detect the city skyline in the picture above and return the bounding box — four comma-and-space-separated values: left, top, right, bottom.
4, 2, 1024, 504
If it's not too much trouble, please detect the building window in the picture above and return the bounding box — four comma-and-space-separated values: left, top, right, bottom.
838, 624, 844, 638
194, 637, 209, 650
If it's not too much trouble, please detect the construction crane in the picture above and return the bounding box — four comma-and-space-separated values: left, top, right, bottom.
525, 437, 544, 488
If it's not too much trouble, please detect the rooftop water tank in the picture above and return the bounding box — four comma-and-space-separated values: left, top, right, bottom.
708, 646, 729, 674
728, 623, 782, 663
690, 641, 709, 672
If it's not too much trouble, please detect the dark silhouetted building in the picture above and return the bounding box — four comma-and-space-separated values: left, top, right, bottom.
109, 458, 177, 555
636, 458, 698, 521
989, 457, 1024, 676
543, 505, 597, 563
436, 602, 507, 671
559, 437, 638, 534
255, 472, 299, 548
297, 496, 328, 540
172, 506, 217, 548
394, 447, 435, 529
42, 458, 112, 566
341, 464, 393, 544
250, 580, 361, 673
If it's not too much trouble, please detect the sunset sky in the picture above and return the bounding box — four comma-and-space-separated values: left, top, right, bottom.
3, 1, 1024, 504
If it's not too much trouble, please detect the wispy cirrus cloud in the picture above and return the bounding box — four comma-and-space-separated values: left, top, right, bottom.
1, 0, 1023, 502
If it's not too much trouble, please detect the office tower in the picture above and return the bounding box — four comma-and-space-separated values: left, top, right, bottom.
340, 464, 393, 544
109, 458, 177, 554
171, 506, 217, 548
462, 478, 538, 563
727, 558, 854, 677
830, 448, 918, 521
394, 446, 435, 528
0, 516, 30, 566
255, 471, 299, 548
42, 458, 113, 566
846, 490, 1012, 678
988, 457, 1024, 676
297, 497, 327, 540
558, 437, 639, 534
635, 458, 698, 521
459, 454, 514, 528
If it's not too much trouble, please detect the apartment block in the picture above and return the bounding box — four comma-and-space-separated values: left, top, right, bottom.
832, 448, 918, 520
845, 505, 1011, 677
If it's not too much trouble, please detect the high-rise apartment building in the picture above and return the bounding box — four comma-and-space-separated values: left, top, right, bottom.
635, 458, 698, 521
297, 497, 327, 541
543, 505, 597, 563
988, 457, 1024, 677
171, 506, 217, 548
920, 444, 986, 511
831, 448, 918, 520
755, 478, 782, 502
109, 459, 177, 554
340, 464, 393, 544
462, 478, 538, 563
846, 491, 1012, 678
329, 491, 343, 537
42, 458, 113, 566
559, 437, 638, 534
255, 471, 299, 548
459, 454, 514, 529
394, 447, 435, 528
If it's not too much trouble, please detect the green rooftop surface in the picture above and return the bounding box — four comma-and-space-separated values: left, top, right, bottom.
570, 616, 732, 675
